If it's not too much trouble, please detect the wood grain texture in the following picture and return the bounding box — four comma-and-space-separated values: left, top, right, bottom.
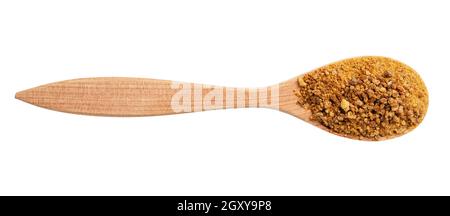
15, 77, 311, 121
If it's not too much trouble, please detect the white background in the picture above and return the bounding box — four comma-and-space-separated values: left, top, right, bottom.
0, 0, 449, 195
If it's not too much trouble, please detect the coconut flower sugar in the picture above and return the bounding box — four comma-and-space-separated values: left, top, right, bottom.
294, 56, 428, 140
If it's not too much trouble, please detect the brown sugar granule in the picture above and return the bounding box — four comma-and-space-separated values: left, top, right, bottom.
297, 76, 307, 87
340, 99, 350, 112
294, 56, 428, 140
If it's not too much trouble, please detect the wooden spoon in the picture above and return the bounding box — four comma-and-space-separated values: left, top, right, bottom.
15, 77, 303, 118
15, 56, 428, 141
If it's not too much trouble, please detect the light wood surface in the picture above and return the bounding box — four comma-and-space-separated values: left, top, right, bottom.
15, 77, 309, 119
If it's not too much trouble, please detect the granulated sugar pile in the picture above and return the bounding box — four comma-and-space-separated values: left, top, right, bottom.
294, 56, 428, 140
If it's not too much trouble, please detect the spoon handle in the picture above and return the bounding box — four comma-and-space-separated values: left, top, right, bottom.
16, 77, 280, 116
